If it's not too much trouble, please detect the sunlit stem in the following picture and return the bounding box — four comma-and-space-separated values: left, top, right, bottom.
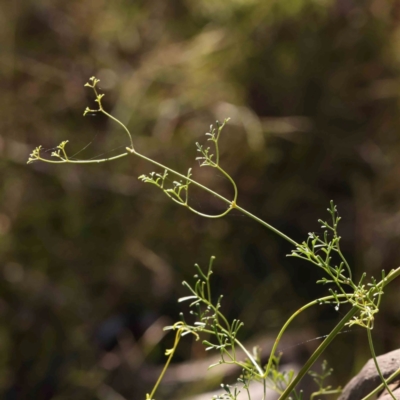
174, 325, 260, 375
93, 85, 135, 151
94, 94, 299, 244
337, 246, 352, 281
102, 110, 135, 151
128, 147, 238, 208
35, 152, 129, 164
147, 329, 182, 400
278, 306, 359, 400
278, 268, 400, 400
382, 266, 400, 287
367, 329, 397, 400
263, 378, 267, 400
264, 294, 349, 379
206, 257, 214, 303
360, 367, 400, 400
86, 84, 301, 245
234, 338, 264, 376
235, 205, 298, 247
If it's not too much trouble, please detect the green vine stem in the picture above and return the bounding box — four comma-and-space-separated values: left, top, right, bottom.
27, 77, 400, 399
146, 325, 195, 400
278, 306, 359, 400
360, 367, 400, 400
128, 147, 239, 219
367, 329, 397, 400
28, 77, 298, 244
235, 205, 299, 247
87, 77, 135, 150
278, 266, 400, 400
263, 294, 350, 379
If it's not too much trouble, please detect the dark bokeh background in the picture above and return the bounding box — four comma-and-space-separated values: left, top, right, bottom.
1, 1, 400, 399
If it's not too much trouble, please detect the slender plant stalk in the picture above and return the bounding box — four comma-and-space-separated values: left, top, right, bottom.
235, 204, 298, 247
128, 148, 234, 205
263, 294, 350, 379
367, 329, 397, 400
360, 367, 400, 400
278, 306, 359, 400
27, 77, 400, 400
146, 329, 182, 400
234, 338, 264, 376
278, 267, 400, 399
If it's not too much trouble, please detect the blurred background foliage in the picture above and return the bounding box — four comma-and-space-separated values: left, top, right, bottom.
1, 0, 400, 399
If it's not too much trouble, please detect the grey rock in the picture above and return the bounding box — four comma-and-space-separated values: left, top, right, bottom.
338, 349, 400, 400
